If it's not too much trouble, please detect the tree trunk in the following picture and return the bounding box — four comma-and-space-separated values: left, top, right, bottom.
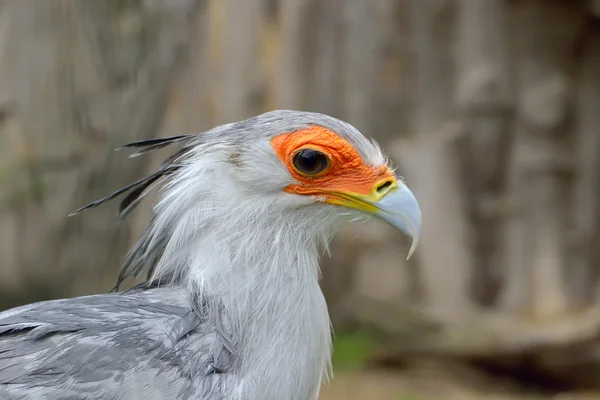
573, 21, 600, 303
400, 0, 473, 322
0, 0, 200, 309
215, 0, 265, 123
455, 0, 512, 307
339, 0, 380, 133
500, 0, 586, 318
275, 0, 318, 110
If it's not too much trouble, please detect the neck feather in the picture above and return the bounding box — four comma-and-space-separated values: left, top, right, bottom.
136, 156, 333, 398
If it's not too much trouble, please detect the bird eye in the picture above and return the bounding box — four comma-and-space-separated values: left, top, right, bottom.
292, 148, 330, 176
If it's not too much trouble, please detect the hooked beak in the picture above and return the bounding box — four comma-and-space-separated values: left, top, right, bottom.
325, 179, 422, 259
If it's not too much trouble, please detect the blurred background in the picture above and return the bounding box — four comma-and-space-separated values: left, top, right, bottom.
0, 0, 599, 398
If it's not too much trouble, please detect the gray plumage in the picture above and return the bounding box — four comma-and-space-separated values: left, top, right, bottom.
0, 288, 233, 399
0, 110, 417, 400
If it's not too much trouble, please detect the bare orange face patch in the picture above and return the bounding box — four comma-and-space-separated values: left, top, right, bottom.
270, 126, 394, 201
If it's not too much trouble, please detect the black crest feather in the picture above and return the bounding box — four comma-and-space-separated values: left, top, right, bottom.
69, 135, 196, 220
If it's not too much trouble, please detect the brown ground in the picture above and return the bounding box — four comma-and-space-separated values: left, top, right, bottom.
319, 370, 600, 400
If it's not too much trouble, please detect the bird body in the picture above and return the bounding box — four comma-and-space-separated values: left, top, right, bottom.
0, 110, 421, 399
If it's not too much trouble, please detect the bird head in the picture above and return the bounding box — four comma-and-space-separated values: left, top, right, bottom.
192, 110, 422, 259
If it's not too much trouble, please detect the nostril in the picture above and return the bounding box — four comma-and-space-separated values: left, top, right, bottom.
376, 180, 393, 194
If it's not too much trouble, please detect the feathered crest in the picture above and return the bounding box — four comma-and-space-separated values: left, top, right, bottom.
69, 134, 197, 290
70, 134, 195, 219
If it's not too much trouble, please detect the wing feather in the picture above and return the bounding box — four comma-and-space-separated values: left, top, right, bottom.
0, 288, 235, 399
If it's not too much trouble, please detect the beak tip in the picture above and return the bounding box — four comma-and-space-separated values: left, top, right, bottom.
406, 237, 419, 260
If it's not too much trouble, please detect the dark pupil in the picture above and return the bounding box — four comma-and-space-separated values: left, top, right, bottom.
293, 149, 327, 175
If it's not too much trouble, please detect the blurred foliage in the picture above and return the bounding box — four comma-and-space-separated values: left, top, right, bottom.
331, 330, 379, 371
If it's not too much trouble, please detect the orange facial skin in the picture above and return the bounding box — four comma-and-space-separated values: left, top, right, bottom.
270, 126, 395, 206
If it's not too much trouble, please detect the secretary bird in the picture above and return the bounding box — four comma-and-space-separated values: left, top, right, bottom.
0, 110, 421, 400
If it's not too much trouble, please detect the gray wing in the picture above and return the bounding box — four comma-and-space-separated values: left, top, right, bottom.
0, 287, 236, 400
